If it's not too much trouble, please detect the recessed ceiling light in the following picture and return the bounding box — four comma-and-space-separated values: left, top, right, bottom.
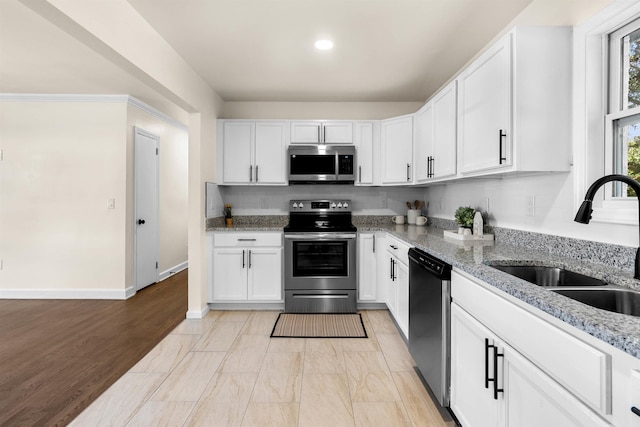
315, 39, 334, 50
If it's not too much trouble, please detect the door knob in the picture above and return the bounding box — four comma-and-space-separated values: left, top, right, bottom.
138, 219, 146, 225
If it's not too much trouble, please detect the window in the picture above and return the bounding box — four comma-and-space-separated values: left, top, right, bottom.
608, 18, 640, 198
575, 0, 640, 226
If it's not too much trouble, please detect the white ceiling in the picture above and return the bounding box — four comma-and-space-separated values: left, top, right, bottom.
127, 0, 536, 102
0, 0, 614, 106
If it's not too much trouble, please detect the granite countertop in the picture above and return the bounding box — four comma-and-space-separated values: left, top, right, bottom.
364, 224, 640, 359
206, 216, 640, 358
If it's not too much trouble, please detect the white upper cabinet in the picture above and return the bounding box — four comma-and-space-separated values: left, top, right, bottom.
354, 121, 379, 186
414, 81, 457, 184
290, 121, 354, 144
218, 120, 287, 185
381, 114, 413, 185
457, 27, 572, 176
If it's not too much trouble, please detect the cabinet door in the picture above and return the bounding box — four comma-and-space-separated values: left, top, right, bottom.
503, 344, 611, 427
254, 122, 287, 185
355, 122, 374, 185
432, 81, 457, 179
247, 248, 282, 301
381, 115, 413, 184
290, 121, 321, 144
323, 121, 354, 144
212, 248, 247, 300
222, 121, 253, 184
395, 260, 409, 339
358, 233, 377, 301
450, 303, 501, 427
413, 102, 434, 184
458, 34, 511, 174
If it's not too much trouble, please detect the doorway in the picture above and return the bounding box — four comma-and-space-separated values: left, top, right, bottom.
134, 127, 159, 291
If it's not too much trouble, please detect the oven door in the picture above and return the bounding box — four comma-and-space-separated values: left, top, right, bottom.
284, 233, 356, 291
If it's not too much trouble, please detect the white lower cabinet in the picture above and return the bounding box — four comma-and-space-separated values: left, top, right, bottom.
451, 270, 613, 427
211, 232, 282, 302
384, 235, 411, 338
357, 233, 378, 301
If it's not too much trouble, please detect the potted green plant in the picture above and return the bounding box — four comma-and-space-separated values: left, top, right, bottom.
223, 203, 233, 227
454, 206, 475, 234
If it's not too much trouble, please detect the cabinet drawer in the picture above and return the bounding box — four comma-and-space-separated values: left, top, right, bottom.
386, 235, 412, 265
213, 232, 282, 247
452, 270, 611, 415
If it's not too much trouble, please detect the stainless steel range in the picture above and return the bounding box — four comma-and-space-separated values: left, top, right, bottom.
284, 200, 357, 313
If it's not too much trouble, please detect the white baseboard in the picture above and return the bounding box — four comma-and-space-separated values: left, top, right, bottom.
159, 260, 188, 281
186, 304, 210, 319
0, 286, 134, 300
209, 302, 285, 311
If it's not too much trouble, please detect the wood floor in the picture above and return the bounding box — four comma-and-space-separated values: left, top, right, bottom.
0, 270, 188, 427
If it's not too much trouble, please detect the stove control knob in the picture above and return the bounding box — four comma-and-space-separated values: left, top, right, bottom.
343, 202, 349, 208
331, 203, 337, 208
298, 203, 304, 208
337, 203, 343, 208
292, 203, 298, 208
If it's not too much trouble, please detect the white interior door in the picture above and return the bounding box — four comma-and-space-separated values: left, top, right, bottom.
134, 127, 159, 291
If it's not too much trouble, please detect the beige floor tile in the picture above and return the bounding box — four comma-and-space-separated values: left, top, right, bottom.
125, 401, 195, 427
241, 403, 299, 427
365, 310, 399, 334
69, 372, 167, 427
185, 372, 257, 427
242, 310, 281, 335
129, 334, 200, 373
344, 351, 401, 402
377, 333, 415, 372
251, 352, 303, 403
150, 351, 225, 401
353, 401, 412, 427
299, 373, 354, 427
216, 310, 252, 322
341, 335, 380, 352
218, 334, 271, 373
303, 339, 346, 374
392, 371, 456, 427
193, 320, 244, 352
268, 337, 306, 353
170, 316, 219, 335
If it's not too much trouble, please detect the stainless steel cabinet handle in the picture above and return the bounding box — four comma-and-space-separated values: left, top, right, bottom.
406, 163, 411, 181
359, 166, 362, 183
372, 235, 376, 253
248, 250, 252, 268
255, 165, 259, 182
389, 245, 398, 250
242, 250, 245, 268
632, 407, 640, 417
249, 165, 253, 182
486, 340, 504, 400
237, 238, 257, 242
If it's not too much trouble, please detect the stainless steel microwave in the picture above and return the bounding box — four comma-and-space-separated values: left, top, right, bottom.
288, 145, 356, 184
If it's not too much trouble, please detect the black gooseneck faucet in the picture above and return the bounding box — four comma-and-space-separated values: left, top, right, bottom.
574, 174, 640, 279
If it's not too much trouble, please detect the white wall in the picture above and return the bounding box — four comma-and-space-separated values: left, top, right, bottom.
126, 104, 189, 278
0, 100, 129, 295
218, 185, 424, 217
425, 172, 636, 248
223, 101, 423, 120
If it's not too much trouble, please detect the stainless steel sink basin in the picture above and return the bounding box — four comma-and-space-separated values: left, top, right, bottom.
551, 287, 640, 317
490, 265, 607, 287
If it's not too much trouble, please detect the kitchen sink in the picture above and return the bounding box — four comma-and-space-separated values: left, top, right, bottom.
551, 287, 640, 317
490, 265, 607, 287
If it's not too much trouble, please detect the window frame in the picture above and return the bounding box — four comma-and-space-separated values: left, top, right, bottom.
574, 0, 640, 226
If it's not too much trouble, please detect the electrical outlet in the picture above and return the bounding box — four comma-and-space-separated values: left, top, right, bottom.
525, 195, 535, 217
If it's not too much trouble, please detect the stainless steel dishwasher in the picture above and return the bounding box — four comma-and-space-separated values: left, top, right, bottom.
408, 247, 452, 408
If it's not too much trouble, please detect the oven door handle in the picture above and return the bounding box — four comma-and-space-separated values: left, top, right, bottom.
284, 233, 356, 240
